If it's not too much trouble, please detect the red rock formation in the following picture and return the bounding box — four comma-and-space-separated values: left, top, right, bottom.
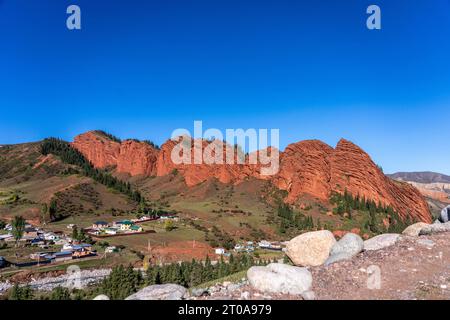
274, 139, 431, 223
71, 132, 432, 223
72, 131, 120, 168
273, 140, 333, 203
117, 140, 158, 176
155, 138, 260, 186
72, 131, 159, 176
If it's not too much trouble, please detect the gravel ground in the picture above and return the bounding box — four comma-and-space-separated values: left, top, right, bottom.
0, 268, 111, 292
310, 233, 450, 300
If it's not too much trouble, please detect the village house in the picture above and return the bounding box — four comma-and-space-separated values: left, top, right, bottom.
23, 227, 39, 239
130, 225, 143, 232
104, 227, 118, 235
215, 248, 226, 255
92, 221, 109, 229
43, 232, 59, 241
54, 251, 73, 263
72, 244, 94, 258
115, 220, 134, 231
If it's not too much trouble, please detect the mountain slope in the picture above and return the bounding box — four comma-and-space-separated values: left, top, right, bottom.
0, 142, 137, 223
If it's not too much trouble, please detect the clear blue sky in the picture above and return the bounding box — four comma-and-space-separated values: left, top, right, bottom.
1, 0, 450, 175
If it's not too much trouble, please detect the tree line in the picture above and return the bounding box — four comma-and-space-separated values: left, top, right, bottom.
4, 254, 270, 300
277, 203, 316, 234
330, 190, 414, 234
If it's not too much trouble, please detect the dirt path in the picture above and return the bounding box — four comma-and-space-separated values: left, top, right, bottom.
311, 233, 450, 300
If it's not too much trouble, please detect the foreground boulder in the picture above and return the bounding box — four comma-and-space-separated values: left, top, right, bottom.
419, 222, 450, 235
440, 205, 450, 223
363, 234, 400, 251
247, 263, 312, 295
93, 294, 110, 300
286, 230, 336, 266
402, 222, 430, 237
330, 233, 363, 256
325, 233, 363, 265
125, 284, 188, 300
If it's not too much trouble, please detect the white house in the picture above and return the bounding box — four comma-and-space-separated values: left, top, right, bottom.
215, 248, 226, 255
104, 228, 118, 235
44, 233, 59, 241
0, 234, 13, 241
62, 243, 74, 251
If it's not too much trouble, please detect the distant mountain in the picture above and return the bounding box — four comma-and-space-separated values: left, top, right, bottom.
388, 172, 450, 184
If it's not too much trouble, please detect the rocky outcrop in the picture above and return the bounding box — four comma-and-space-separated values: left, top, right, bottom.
71, 132, 431, 223
72, 131, 159, 176
155, 139, 261, 186
117, 140, 158, 176
125, 284, 188, 300
271, 139, 431, 223
247, 263, 312, 295
273, 140, 333, 202
286, 230, 336, 267
72, 131, 120, 168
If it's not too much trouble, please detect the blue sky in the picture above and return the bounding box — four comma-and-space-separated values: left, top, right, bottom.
1, 0, 450, 174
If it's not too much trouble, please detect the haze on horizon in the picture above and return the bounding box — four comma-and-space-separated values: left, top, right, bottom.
1, 0, 450, 175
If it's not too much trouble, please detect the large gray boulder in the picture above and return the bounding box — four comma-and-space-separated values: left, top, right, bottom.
402, 222, 430, 237
419, 221, 450, 235
363, 234, 400, 251
330, 233, 364, 257
440, 205, 450, 223
324, 252, 354, 266
247, 263, 312, 295
286, 230, 336, 267
125, 284, 188, 300
325, 233, 364, 266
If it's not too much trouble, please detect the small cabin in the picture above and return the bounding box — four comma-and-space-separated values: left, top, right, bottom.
92, 221, 109, 229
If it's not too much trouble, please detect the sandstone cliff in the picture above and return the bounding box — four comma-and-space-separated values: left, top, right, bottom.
72, 131, 432, 223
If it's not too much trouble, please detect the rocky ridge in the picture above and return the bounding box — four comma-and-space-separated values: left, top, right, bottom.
72, 131, 431, 223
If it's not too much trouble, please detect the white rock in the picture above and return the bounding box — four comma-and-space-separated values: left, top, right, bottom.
440, 205, 450, 223
247, 263, 312, 295
300, 290, 316, 300
126, 284, 188, 300
363, 234, 400, 251
93, 294, 110, 300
